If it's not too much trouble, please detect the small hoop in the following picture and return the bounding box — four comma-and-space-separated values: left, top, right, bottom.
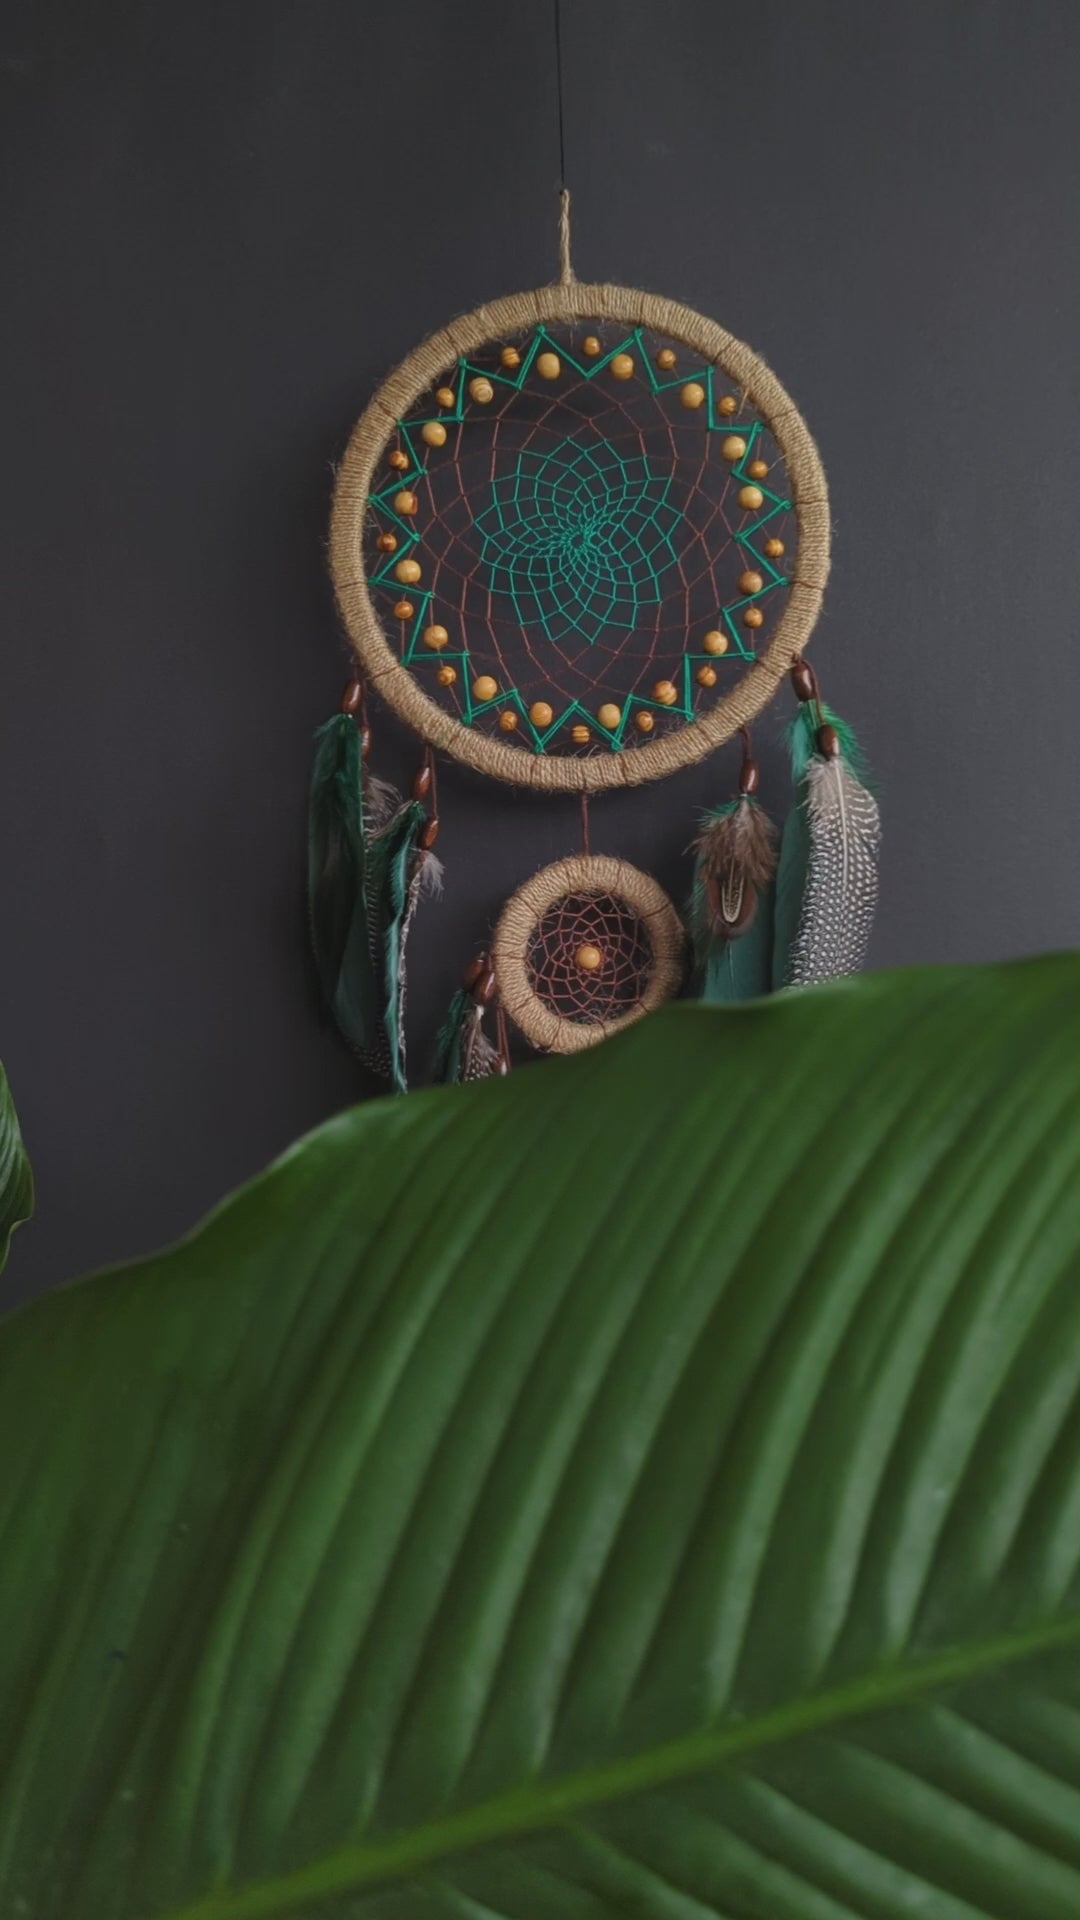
493, 853, 685, 1053
330, 281, 830, 793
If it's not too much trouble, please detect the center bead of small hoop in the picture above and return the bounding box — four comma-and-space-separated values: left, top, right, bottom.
575, 943, 604, 972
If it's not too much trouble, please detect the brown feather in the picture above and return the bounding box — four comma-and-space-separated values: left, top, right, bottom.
696, 797, 778, 940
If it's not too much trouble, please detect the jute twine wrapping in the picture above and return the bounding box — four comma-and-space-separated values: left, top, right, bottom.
492, 854, 685, 1054
330, 282, 830, 793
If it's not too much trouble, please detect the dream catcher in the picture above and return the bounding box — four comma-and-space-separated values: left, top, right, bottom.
309, 198, 879, 1089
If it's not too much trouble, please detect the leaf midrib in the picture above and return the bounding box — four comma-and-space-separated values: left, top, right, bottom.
160, 1608, 1080, 1920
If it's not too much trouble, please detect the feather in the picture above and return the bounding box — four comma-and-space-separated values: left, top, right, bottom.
773, 705, 880, 988
690, 792, 778, 1003
434, 988, 499, 1084
307, 712, 428, 1091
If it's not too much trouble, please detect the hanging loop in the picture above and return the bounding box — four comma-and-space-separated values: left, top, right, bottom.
557, 188, 576, 286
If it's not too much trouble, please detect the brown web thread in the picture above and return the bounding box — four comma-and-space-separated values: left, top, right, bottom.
525, 891, 653, 1023
369, 322, 796, 760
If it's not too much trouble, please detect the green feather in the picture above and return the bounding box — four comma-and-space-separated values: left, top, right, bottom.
434, 989, 472, 1084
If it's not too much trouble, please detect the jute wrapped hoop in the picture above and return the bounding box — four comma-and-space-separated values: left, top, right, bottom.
331, 282, 830, 793
493, 854, 685, 1054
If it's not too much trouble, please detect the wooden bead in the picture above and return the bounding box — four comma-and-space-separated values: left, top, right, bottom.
424, 623, 449, 650
463, 954, 487, 990
358, 724, 372, 755
680, 381, 706, 410
597, 702, 622, 730
529, 701, 554, 728
376, 532, 398, 553
341, 679, 364, 714
421, 421, 447, 448
721, 435, 747, 463
412, 764, 433, 801
697, 664, 718, 687
655, 347, 677, 371
748, 458, 768, 480
738, 485, 765, 510
576, 944, 604, 972
738, 570, 764, 594
473, 675, 499, 702
743, 606, 765, 629
475, 966, 498, 1005
388, 449, 409, 471
500, 346, 521, 370
652, 680, 678, 706
740, 759, 761, 795
702, 630, 729, 655
610, 353, 635, 381
635, 711, 655, 734
764, 537, 785, 559
582, 335, 602, 356
394, 557, 422, 584
436, 386, 456, 407
436, 664, 457, 687
718, 394, 738, 416
420, 818, 441, 851
393, 490, 418, 515
818, 723, 840, 758
469, 377, 495, 404
536, 351, 561, 380
571, 724, 591, 744
791, 658, 817, 702
499, 710, 519, 733
393, 599, 415, 621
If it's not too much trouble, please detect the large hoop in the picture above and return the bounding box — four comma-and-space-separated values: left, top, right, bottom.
331, 282, 829, 792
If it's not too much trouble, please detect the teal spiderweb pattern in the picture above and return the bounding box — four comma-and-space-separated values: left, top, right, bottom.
474, 440, 681, 647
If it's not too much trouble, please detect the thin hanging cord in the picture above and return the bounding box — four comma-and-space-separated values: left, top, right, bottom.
553, 0, 575, 284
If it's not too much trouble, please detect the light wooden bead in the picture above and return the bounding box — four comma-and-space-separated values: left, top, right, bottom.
635, 711, 655, 734
537, 351, 561, 380
718, 394, 738, 416
748, 458, 768, 480
394, 490, 418, 515
611, 353, 635, 381
597, 702, 622, 730
721, 435, 747, 463
703, 629, 729, 655
469, 377, 495, 404
394, 557, 422, 584
652, 680, 678, 706
571, 724, 591, 744
738, 485, 765, 510
680, 382, 706, 410
655, 347, 677, 371
576, 943, 604, 972
473, 675, 499, 702
743, 605, 765, 629
436, 386, 456, 407
582, 335, 602, 356
393, 599, 414, 621
499, 710, 519, 732
739, 570, 764, 594
500, 346, 521, 370
436, 665, 457, 686
529, 701, 554, 728
377, 533, 398, 553
697, 664, 718, 687
388, 449, 409, 471
764, 537, 785, 558
421, 421, 447, 448
424, 624, 449, 650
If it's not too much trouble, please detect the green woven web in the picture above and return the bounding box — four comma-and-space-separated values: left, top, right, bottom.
475, 440, 681, 647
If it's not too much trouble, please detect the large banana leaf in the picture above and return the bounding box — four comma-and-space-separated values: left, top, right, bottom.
3, 958, 1080, 1919
0, 1060, 33, 1277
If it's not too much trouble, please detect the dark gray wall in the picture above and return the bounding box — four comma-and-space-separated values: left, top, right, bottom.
4, 0, 1080, 1303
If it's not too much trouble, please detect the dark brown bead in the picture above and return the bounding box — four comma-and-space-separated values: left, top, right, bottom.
790, 659, 817, 703
340, 679, 364, 715
463, 954, 487, 990
412, 764, 433, 802
817, 723, 840, 758
419, 817, 440, 850
495, 1053, 511, 1076
358, 725, 372, 756
740, 759, 761, 795
474, 966, 498, 1006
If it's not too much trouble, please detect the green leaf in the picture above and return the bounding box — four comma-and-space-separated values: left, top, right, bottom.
4, 957, 1080, 1920
0, 1060, 33, 1276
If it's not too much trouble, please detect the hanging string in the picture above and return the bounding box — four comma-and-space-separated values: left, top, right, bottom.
580, 790, 591, 854
553, 0, 575, 284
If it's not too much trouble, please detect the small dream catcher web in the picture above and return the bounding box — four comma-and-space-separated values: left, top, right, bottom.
308, 194, 880, 1088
